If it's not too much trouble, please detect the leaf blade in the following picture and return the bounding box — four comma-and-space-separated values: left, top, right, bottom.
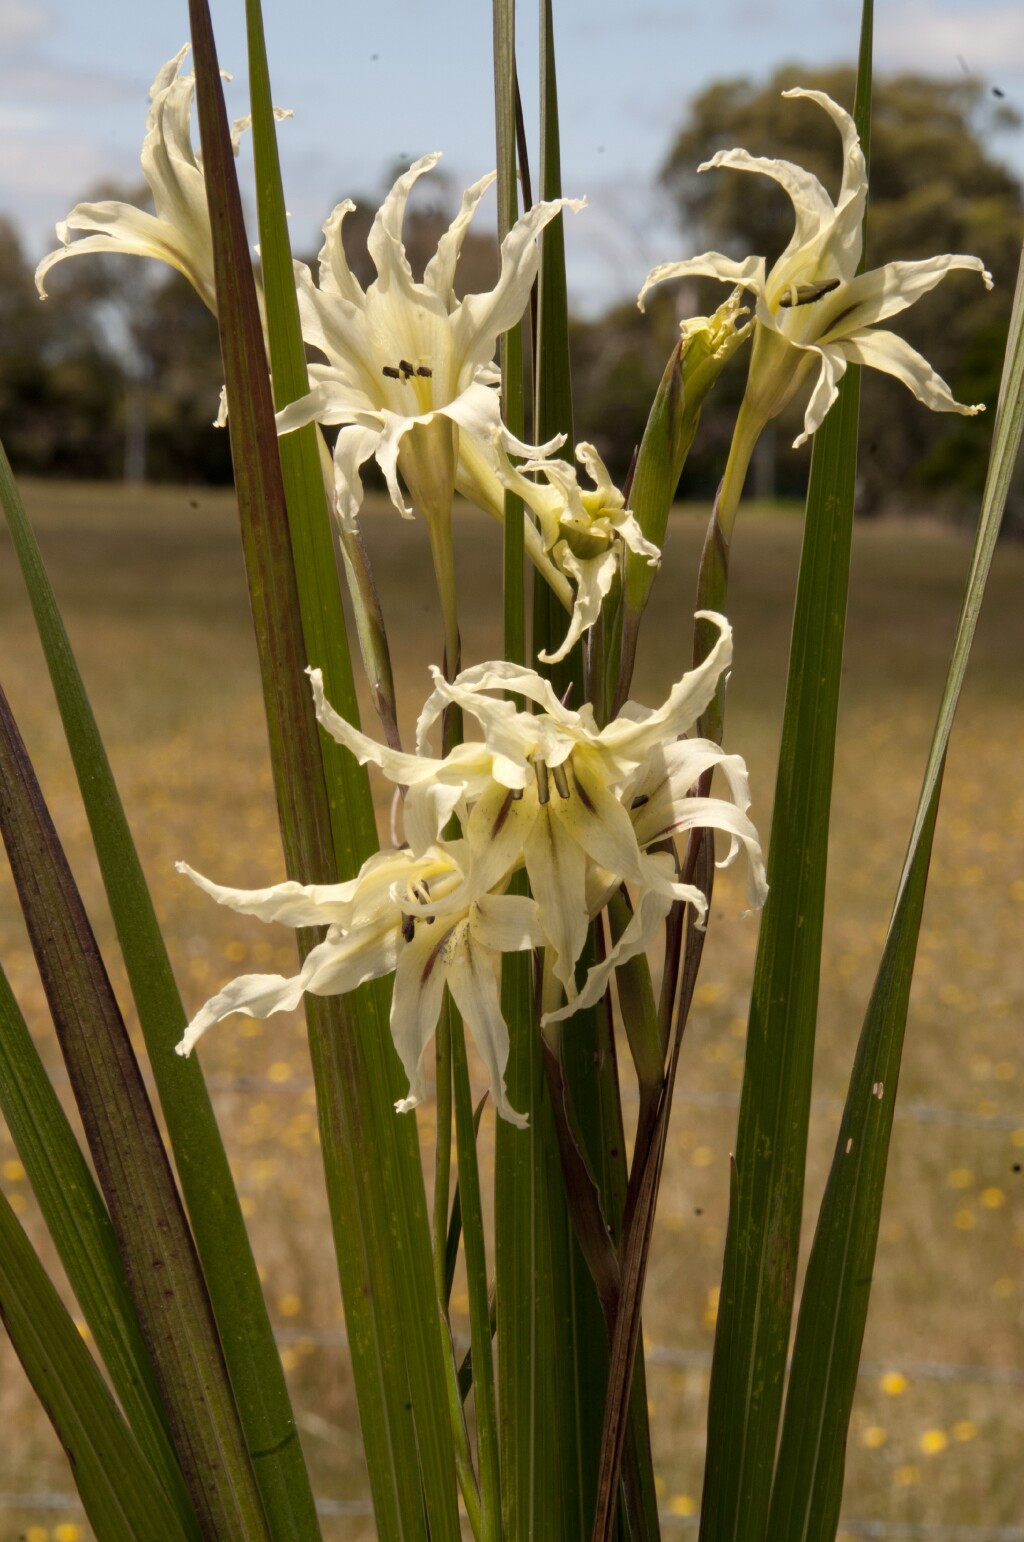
767, 236, 1024, 1541
0, 1190, 199, 1542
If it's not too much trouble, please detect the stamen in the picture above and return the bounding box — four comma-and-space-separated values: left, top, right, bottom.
382, 365, 401, 380
534, 759, 550, 806
778, 278, 840, 309
401, 913, 415, 943
398, 358, 416, 378
551, 763, 571, 800
415, 365, 433, 378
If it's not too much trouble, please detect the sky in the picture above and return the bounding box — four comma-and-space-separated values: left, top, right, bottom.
2, 0, 1023, 314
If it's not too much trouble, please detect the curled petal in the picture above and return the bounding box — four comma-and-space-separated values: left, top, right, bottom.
639, 253, 765, 312
701, 147, 835, 256
367, 152, 443, 298
176, 860, 361, 928
794, 345, 848, 447
831, 328, 986, 417
538, 544, 616, 664
175, 920, 399, 1057
601, 611, 732, 758
425, 171, 497, 300
451, 195, 587, 374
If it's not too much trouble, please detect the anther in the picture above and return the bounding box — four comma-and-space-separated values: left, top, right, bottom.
534, 759, 550, 806
552, 763, 571, 800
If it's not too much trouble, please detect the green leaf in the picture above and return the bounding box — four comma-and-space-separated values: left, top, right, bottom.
0, 1190, 198, 1542
766, 237, 1024, 1542
0, 963, 197, 1532
531, 0, 577, 692
0, 435, 313, 1539
0, 686, 270, 1541
495, 936, 567, 1540
190, 4, 459, 1532
699, 365, 860, 1542
699, 72, 873, 1542
494, 0, 527, 670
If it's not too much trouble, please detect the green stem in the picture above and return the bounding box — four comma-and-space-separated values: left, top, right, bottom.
449, 995, 503, 1541
714, 396, 765, 547
314, 432, 402, 753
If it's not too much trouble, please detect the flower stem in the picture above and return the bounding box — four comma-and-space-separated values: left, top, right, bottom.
714, 394, 765, 547
449, 994, 503, 1540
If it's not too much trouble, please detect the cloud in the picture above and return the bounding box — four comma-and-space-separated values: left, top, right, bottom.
878, 1, 1024, 74
0, 59, 137, 110
0, 0, 52, 47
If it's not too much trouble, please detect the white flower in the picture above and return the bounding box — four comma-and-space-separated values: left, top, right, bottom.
309, 613, 766, 1003
639, 89, 992, 451
35, 48, 284, 313
174, 841, 544, 1126
275, 155, 585, 528
491, 439, 660, 662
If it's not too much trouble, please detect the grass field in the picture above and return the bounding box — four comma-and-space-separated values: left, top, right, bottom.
1, 479, 1022, 1540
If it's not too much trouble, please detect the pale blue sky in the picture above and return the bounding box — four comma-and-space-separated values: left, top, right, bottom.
3, 0, 1022, 312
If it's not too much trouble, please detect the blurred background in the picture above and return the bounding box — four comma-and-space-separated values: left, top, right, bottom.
1, 3, 1023, 1538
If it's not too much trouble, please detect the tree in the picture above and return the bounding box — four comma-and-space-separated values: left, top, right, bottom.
0, 217, 124, 477
658, 68, 1023, 516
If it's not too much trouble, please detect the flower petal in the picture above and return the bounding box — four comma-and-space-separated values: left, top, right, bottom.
471, 892, 547, 953
447, 922, 528, 1127
782, 89, 865, 212
424, 171, 497, 301
450, 195, 586, 376
538, 544, 616, 664
638, 253, 765, 312
309, 666, 492, 795
464, 781, 537, 895
333, 421, 391, 527
832, 327, 986, 416
819, 255, 993, 339
176, 860, 361, 928
701, 147, 835, 257
390, 916, 453, 1112
794, 344, 848, 446
176, 917, 399, 1056
523, 806, 589, 995
601, 611, 732, 758
565, 748, 646, 884
367, 152, 443, 298
176, 968, 308, 1056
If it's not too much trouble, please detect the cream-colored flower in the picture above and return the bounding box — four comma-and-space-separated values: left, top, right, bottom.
639, 90, 992, 534
35, 48, 285, 313
174, 841, 543, 1126
492, 439, 660, 663
309, 612, 766, 1002
276, 155, 585, 530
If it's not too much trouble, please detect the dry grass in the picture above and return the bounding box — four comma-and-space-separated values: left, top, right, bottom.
0, 480, 1022, 1539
